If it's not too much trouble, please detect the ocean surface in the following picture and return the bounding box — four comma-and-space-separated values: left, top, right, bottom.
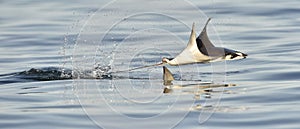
1, 0, 299, 129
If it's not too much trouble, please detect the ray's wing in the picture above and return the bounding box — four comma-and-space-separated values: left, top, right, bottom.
167, 22, 212, 65
197, 18, 214, 47
196, 18, 215, 49
186, 23, 197, 48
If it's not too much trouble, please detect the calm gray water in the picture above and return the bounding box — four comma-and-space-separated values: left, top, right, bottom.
1, 0, 300, 129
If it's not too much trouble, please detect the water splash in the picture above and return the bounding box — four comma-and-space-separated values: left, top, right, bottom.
0, 66, 112, 84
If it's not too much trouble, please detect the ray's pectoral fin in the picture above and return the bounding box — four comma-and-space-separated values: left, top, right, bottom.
196, 18, 215, 51
195, 18, 223, 59
186, 22, 197, 48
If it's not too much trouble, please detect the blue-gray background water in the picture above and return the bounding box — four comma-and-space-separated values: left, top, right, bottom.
1, 0, 299, 128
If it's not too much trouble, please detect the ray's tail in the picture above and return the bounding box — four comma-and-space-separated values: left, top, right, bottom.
109, 62, 164, 74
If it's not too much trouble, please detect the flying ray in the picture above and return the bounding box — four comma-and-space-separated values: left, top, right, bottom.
162, 18, 247, 66
110, 18, 247, 73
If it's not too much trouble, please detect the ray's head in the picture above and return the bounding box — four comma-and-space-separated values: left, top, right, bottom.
223, 48, 248, 60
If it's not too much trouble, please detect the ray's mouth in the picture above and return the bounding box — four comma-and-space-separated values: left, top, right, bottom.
242, 53, 248, 58
241, 52, 248, 56
237, 52, 248, 58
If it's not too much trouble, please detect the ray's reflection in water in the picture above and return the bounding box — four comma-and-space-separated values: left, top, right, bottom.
162, 66, 237, 111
